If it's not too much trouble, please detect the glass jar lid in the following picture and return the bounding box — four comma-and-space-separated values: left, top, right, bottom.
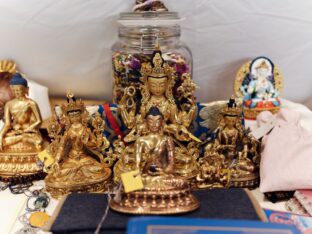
118, 11, 183, 26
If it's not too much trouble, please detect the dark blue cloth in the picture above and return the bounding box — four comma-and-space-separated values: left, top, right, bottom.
51, 189, 262, 234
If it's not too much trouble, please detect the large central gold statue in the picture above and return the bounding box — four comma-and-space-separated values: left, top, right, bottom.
0, 73, 44, 180
110, 106, 199, 214
44, 92, 111, 198
113, 47, 200, 181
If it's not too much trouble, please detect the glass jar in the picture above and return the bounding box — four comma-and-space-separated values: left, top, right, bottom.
111, 11, 193, 103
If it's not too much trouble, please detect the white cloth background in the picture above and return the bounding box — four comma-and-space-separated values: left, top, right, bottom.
0, 0, 311, 108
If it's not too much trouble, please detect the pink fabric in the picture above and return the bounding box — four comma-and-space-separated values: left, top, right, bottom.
258, 109, 312, 192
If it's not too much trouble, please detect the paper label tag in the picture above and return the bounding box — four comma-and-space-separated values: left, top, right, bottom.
251, 119, 278, 139
121, 170, 144, 193
38, 149, 55, 169
29, 211, 50, 228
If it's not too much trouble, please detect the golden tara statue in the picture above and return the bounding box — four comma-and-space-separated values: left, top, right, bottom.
196, 97, 260, 188
0, 73, 44, 181
110, 107, 199, 214
44, 92, 111, 198
113, 47, 200, 182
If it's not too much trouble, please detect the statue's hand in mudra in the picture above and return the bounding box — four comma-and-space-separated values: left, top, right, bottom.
24, 126, 36, 133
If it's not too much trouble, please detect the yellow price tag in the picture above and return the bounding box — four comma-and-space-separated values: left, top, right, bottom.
121, 170, 144, 193
38, 149, 55, 169
29, 211, 50, 228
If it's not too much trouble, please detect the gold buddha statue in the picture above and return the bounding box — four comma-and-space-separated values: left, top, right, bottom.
44, 92, 111, 198
110, 107, 199, 214
113, 47, 200, 182
196, 97, 260, 188
0, 73, 44, 180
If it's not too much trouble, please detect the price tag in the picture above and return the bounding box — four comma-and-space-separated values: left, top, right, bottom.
121, 170, 144, 193
38, 149, 55, 169
29, 211, 50, 228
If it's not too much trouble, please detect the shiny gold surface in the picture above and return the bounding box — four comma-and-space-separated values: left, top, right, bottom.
110, 105, 199, 214
114, 48, 200, 182
110, 175, 199, 214
44, 91, 111, 198
0, 79, 43, 178
0, 60, 16, 73
197, 98, 260, 188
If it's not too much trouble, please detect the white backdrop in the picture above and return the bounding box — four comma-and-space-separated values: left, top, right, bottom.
0, 0, 311, 108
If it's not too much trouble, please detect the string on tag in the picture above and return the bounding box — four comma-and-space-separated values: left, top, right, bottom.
94, 185, 113, 234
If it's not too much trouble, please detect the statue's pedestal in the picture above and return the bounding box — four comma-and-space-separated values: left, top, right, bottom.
0, 151, 45, 183
45, 167, 111, 199
110, 175, 199, 215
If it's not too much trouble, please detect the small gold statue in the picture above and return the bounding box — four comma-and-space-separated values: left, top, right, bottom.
0, 73, 44, 180
44, 91, 111, 198
197, 97, 260, 188
110, 107, 199, 214
113, 46, 200, 182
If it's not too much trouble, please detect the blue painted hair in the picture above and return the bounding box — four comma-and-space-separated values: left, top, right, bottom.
9, 73, 28, 87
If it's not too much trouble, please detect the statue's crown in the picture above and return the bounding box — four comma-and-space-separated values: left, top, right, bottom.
256, 61, 269, 70
62, 90, 85, 114
221, 96, 242, 117
140, 45, 174, 78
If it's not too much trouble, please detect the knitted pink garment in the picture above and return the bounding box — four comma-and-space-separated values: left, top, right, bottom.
258, 109, 312, 192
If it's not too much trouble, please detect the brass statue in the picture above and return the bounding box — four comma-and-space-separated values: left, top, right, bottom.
197, 97, 260, 188
44, 91, 111, 198
113, 47, 200, 182
0, 73, 44, 180
110, 107, 199, 214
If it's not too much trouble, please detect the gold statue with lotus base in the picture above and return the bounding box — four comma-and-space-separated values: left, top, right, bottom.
0, 73, 44, 181
113, 47, 200, 182
44, 92, 111, 198
110, 106, 199, 214
197, 97, 260, 188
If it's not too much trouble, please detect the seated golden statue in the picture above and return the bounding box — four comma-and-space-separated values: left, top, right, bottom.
110, 107, 199, 214
113, 47, 200, 182
196, 97, 260, 188
0, 73, 44, 180
44, 92, 111, 198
